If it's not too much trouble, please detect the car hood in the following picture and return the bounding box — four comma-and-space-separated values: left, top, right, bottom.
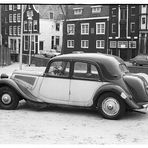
11, 70, 44, 77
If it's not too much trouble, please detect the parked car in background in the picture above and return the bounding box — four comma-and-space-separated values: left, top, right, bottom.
40, 49, 60, 58
130, 54, 148, 66
0, 53, 148, 120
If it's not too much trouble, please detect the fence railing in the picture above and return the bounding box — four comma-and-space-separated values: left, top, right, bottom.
0, 46, 11, 66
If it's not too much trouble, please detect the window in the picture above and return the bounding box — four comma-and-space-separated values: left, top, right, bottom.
67, 24, 75, 35
17, 13, 21, 22
118, 41, 128, 48
9, 14, 12, 22
4, 5, 8, 11
56, 36, 60, 46
121, 8, 127, 20
5, 17, 8, 23
96, 22, 105, 34
91, 5, 102, 13
17, 5, 21, 9
73, 62, 99, 80
112, 8, 116, 16
9, 5, 12, 10
110, 41, 116, 48
24, 21, 27, 31
131, 22, 135, 33
13, 14, 16, 22
24, 36, 29, 51
28, 21, 32, 31
81, 23, 89, 35
96, 40, 104, 49
131, 7, 135, 16
142, 17, 146, 24
129, 41, 136, 48
9, 26, 12, 35
73, 8, 83, 15
50, 12, 54, 19
112, 23, 116, 33
81, 40, 89, 48
67, 40, 74, 48
17, 26, 20, 35
56, 23, 60, 31
13, 5, 17, 11
5, 28, 8, 35
13, 26, 16, 35
48, 61, 70, 78
33, 20, 38, 31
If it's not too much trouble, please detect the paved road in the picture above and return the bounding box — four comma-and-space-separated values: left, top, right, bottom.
0, 100, 148, 144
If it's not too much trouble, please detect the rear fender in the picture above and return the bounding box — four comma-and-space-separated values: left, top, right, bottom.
93, 84, 140, 109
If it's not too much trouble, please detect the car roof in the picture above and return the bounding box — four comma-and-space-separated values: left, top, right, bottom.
52, 53, 123, 65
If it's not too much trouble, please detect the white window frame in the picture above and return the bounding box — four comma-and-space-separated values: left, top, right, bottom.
118, 41, 128, 48
9, 14, 12, 23
18, 26, 20, 35
13, 26, 16, 35
96, 22, 105, 34
24, 21, 27, 31
131, 22, 135, 33
67, 24, 75, 35
67, 40, 74, 48
13, 14, 16, 22
110, 41, 116, 48
17, 13, 21, 22
129, 41, 136, 48
112, 23, 116, 33
9, 26, 12, 35
81, 40, 89, 48
17, 5, 21, 10
91, 5, 102, 14
96, 40, 105, 49
81, 23, 89, 35
73, 8, 83, 15
33, 20, 38, 31
9, 5, 12, 10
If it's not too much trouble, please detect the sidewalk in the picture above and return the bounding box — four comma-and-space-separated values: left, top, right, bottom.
0, 62, 46, 76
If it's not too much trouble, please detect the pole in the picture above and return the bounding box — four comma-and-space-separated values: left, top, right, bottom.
28, 28, 31, 66
19, 5, 24, 70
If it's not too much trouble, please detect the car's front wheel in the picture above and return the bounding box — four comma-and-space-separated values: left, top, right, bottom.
97, 92, 126, 120
0, 87, 19, 110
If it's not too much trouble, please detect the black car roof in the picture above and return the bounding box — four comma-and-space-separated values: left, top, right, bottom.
53, 53, 123, 65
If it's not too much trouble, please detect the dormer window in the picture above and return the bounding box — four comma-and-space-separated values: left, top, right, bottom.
73, 8, 83, 15
91, 5, 102, 14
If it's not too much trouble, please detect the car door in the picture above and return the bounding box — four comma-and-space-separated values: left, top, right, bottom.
39, 60, 71, 104
69, 61, 104, 106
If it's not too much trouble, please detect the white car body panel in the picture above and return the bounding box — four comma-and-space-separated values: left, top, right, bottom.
39, 77, 70, 102
69, 80, 106, 106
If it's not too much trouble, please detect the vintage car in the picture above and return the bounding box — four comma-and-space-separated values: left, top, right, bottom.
0, 53, 148, 120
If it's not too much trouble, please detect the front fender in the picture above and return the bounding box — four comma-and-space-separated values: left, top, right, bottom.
93, 84, 140, 109
0, 78, 40, 102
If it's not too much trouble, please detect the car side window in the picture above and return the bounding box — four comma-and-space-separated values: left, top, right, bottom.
47, 61, 70, 77
73, 62, 100, 80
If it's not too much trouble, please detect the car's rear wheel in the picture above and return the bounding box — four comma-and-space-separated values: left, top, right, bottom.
0, 87, 19, 110
97, 92, 126, 120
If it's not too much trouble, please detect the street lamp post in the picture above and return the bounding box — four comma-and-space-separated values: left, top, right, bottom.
27, 10, 33, 66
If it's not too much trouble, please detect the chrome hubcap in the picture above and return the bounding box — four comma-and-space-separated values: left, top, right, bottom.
1, 94, 12, 104
102, 97, 120, 116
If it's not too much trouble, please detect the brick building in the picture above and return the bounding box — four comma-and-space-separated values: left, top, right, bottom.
63, 5, 109, 54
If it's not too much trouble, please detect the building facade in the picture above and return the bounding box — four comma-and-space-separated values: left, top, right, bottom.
139, 5, 148, 54
23, 5, 39, 54
1, 4, 22, 53
63, 5, 109, 54
36, 5, 63, 53
109, 5, 139, 61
